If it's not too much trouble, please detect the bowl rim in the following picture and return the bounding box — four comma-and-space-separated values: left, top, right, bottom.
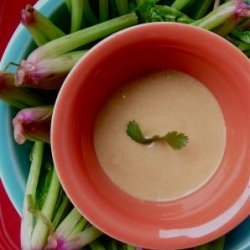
51, 22, 250, 249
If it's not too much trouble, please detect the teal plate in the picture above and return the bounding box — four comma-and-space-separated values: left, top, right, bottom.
0, 0, 249, 249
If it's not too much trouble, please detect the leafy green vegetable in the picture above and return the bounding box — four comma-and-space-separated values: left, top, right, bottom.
107, 239, 118, 250
21, 142, 103, 250
171, 0, 193, 11
71, 0, 85, 32
35, 160, 53, 210
52, 192, 71, 228
99, 0, 109, 21
227, 35, 250, 51
90, 240, 106, 250
65, 0, 71, 12
27, 194, 54, 235
21, 142, 45, 250
27, 12, 138, 62
137, 0, 193, 23
189, 0, 213, 19
83, 0, 98, 25
126, 120, 189, 149
124, 245, 136, 250
231, 28, 250, 44
194, 0, 249, 30
115, 0, 129, 15
16, 50, 88, 89
21, 4, 65, 46
0, 72, 45, 109
30, 165, 61, 248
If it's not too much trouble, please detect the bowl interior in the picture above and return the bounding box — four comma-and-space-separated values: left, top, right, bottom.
52, 23, 249, 249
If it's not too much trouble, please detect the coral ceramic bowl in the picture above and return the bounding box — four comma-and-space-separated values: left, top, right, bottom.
51, 23, 250, 249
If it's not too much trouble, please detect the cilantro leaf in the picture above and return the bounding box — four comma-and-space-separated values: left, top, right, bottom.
126, 120, 154, 144
163, 131, 189, 150
126, 120, 189, 150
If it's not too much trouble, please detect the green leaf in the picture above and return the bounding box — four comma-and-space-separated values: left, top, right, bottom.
164, 131, 189, 150
126, 120, 152, 144
126, 120, 189, 149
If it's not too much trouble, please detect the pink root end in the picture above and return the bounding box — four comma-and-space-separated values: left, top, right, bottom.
13, 117, 26, 144
15, 61, 38, 87
236, 1, 250, 17
15, 69, 27, 87
46, 235, 69, 250
21, 4, 36, 25
213, 0, 221, 9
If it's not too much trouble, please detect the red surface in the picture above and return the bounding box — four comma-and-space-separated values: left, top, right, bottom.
52, 23, 249, 250
0, 181, 20, 249
0, 0, 36, 249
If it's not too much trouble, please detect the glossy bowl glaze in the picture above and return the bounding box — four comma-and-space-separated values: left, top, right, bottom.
51, 23, 250, 249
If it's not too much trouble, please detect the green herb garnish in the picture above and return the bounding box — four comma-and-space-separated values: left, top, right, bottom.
126, 120, 189, 150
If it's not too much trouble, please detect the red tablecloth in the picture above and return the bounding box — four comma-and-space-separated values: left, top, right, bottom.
0, 1, 36, 249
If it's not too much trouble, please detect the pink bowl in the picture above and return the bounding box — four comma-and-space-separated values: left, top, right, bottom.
51, 23, 250, 250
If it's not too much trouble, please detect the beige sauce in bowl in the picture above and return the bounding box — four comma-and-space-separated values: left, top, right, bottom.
94, 70, 226, 201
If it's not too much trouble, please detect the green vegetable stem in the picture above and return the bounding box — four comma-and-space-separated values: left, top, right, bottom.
30, 165, 61, 249
115, 0, 129, 15
27, 12, 138, 62
0, 72, 44, 108
90, 240, 106, 250
21, 142, 103, 250
15, 50, 87, 89
99, 0, 109, 22
215, 17, 242, 36
194, 0, 250, 30
83, 0, 98, 25
21, 141, 45, 250
12, 105, 53, 144
71, 0, 85, 32
192, 0, 213, 19
171, 0, 193, 11
65, 0, 72, 12
21, 4, 65, 46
